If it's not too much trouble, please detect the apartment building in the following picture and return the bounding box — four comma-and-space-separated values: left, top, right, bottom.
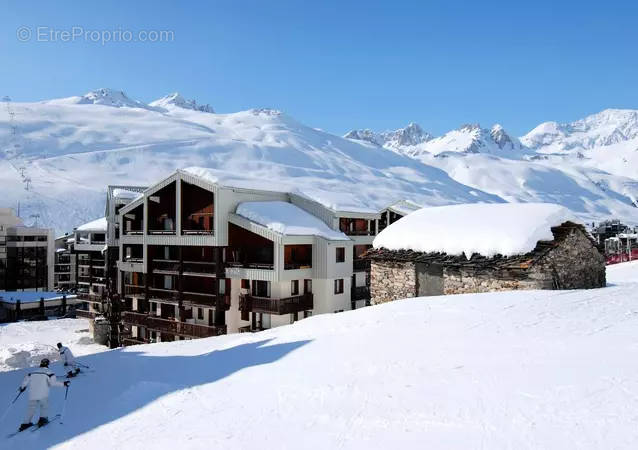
53, 234, 76, 291
114, 169, 417, 344
0, 208, 54, 292
74, 186, 147, 318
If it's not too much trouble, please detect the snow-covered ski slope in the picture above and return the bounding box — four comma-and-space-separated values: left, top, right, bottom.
2, 90, 638, 234
0, 89, 499, 234
0, 318, 106, 373
1, 261, 637, 449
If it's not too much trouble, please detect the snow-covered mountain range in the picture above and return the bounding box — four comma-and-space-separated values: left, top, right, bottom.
346, 110, 638, 225
0, 88, 637, 234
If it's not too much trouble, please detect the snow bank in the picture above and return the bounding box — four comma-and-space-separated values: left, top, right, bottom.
0, 319, 106, 372
236, 201, 349, 240
373, 203, 577, 257
76, 217, 107, 231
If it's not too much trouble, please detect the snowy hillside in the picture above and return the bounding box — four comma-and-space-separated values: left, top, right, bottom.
2, 90, 637, 233
0, 319, 106, 373
1, 262, 637, 449
0, 90, 499, 234
345, 110, 638, 224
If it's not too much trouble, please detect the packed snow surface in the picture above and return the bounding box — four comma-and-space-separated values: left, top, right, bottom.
236, 201, 349, 240
0, 318, 106, 373
373, 203, 577, 257
1, 263, 637, 448
75, 217, 107, 232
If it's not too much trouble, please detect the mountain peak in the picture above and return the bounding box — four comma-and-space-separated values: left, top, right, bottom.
149, 92, 215, 113
77, 88, 149, 109
343, 122, 434, 148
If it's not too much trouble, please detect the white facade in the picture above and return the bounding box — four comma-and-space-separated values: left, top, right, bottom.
114, 170, 418, 343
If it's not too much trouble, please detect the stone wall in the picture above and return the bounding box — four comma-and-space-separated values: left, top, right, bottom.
442, 268, 548, 295
371, 260, 416, 305
531, 228, 606, 289
370, 227, 606, 303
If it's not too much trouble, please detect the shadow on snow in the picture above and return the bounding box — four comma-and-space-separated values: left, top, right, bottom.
0, 338, 311, 448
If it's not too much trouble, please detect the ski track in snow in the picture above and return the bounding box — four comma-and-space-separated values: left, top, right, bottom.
0, 262, 636, 448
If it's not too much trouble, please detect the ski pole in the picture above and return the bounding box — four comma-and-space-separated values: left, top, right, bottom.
0, 389, 24, 424
59, 385, 69, 424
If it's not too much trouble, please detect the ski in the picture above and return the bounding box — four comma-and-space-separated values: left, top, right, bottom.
6, 425, 30, 438
30, 414, 61, 432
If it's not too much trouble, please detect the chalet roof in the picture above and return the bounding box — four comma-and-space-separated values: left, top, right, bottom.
373, 203, 577, 258
366, 222, 594, 270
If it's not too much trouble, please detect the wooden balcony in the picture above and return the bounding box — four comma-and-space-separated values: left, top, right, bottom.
239, 293, 313, 315
122, 311, 226, 338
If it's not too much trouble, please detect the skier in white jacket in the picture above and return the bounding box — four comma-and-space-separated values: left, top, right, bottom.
18, 358, 69, 431
57, 342, 80, 378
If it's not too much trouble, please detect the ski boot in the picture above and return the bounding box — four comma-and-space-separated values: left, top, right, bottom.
37, 417, 48, 427
18, 422, 33, 432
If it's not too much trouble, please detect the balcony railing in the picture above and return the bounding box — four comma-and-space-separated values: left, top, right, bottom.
122, 311, 227, 338
124, 257, 144, 264
77, 293, 107, 303
182, 229, 214, 235
183, 261, 217, 275
239, 293, 313, 315
342, 229, 375, 236
123, 230, 143, 235
351, 286, 370, 301
353, 259, 371, 272
152, 259, 179, 273
226, 261, 274, 270
124, 284, 145, 296
284, 262, 312, 270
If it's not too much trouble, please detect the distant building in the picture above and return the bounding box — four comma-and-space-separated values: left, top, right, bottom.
0, 208, 54, 292
367, 204, 606, 304
53, 234, 76, 291
0, 291, 81, 322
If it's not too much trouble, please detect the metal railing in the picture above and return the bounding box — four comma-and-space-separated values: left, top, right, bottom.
226, 261, 274, 270
122, 311, 227, 338
239, 293, 313, 315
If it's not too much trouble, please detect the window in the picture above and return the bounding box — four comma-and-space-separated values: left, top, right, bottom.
291, 280, 299, 295
336, 247, 345, 263
197, 308, 204, 320
334, 278, 344, 294
304, 279, 312, 294
241, 279, 250, 289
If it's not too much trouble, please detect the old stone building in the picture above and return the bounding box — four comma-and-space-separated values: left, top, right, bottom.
368, 216, 606, 305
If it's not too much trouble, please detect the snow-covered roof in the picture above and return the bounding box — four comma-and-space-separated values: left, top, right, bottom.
384, 199, 422, 216
76, 217, 107, 232
112, 188, 142, 200
373, 203, 577, 258
236, 201, 349, 241
0, 291, 77, 304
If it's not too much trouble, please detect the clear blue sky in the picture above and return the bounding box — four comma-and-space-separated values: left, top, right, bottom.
1, 0, 637, 136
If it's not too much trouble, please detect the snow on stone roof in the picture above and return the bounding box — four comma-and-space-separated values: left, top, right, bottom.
112, 188, 141, 200
236, 201, 349, 240
373, 203, 577, 258
384, 199, 422, 216
76, 217, 107, 232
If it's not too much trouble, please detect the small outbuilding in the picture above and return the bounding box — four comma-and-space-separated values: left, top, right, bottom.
367, 203, 606, 304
